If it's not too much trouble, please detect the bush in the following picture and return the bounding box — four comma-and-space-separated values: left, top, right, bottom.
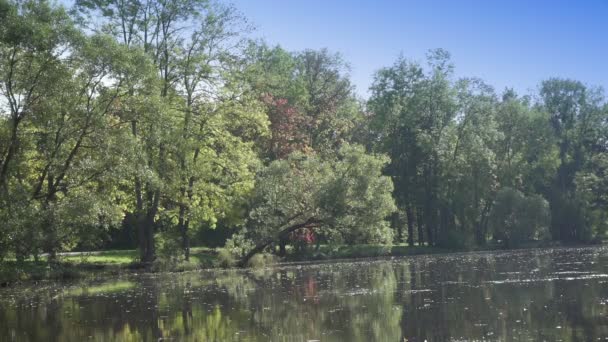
156, 231, 182, 262
246, 253, 277, 269
437, 229, 473, 250
216, 249, 236, 268
224, 229, 255, 258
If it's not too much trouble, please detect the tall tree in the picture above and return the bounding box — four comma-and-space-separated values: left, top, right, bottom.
75, 0, 267, 261
540, 79, 606, 241
368, 49, 457, 246
245, 44, 364, 161
1, 0, 150, 259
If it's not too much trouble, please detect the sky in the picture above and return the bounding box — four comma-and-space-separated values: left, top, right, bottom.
230, 0, 608, 98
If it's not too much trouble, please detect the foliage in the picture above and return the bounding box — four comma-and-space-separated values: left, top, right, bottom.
1, 0, 607, 269
489, 188, 550, 247
244, 43, 365, 161
246, 253, 277, 269
231, 144, 396, 263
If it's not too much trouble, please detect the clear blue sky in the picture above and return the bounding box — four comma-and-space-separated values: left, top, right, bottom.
231, 0, 608, 98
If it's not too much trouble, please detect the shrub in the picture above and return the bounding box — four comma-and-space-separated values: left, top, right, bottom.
216, 249, 236, 268
489, 188, 550, 247
246, 253, 277, 269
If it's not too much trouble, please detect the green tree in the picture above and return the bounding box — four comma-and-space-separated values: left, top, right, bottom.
368, 49, 457, 246
0, 0, 141, 260
438, 78, 498, 246
232, 144, 396, 265
540, 79, 606, 241
75, 0, 267, 262
244, 43, 364, 160
489, 187, 550, 247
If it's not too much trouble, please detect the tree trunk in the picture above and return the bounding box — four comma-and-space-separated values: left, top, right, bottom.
144, 213, 155, 263
391, 212, 402, 243
426, 217, 434, 246
183, 219, 191, 261
44, 175, 58, 262
278, 238, 287, 256
238, 218, 321, 267
475, 202, 492, 246
417, 210, 425, 246
138, 187, 159, 263
136, 213, 146, 262
0, 116, 21, 191
406, 205, 415, 247
178, 204, 190, 261
131, 121, 150, 262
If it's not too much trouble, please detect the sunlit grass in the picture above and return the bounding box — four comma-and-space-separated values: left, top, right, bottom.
61, 250, 138, 265
57, 247, 217, 266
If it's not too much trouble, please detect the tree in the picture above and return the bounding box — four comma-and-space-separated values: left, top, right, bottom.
75, 0, 266, 262
539, 79, 606, 241
493, 90, 559, 194
0, 0, 77, 192
489, 188, 550, 247
0, 0, 143, 260
368, 49, 458, 246
294, 49, 360, 151
244, 44, 364, 161
232, 144, 396, 266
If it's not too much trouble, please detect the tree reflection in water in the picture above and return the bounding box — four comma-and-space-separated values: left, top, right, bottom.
2, 247, 608, 341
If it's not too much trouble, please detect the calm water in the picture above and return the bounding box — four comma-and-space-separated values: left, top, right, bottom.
2, 247, 608, 341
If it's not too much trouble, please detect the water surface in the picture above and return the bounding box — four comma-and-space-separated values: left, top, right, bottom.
2, 246, 608, 341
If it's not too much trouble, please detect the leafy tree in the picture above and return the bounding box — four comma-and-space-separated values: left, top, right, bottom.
436, 78, 499, 246
539, 79, 607, 241
494, 90, 559, 193
0, 0, 77, 192
0, 0, 139, 260
232, 144, 396, 265
368, 49, 458, 246
294, 49, 361, 151
245, 43, 364, 160
489, 188, 550, 247
75, 0, 266, 261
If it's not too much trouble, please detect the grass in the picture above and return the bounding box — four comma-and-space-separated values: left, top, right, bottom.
61, 250, 138, 265
56, 246, 218, 266
0, 260, 84, 285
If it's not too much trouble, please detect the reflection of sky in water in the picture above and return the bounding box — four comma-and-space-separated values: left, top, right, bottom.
2, 246, 608, 341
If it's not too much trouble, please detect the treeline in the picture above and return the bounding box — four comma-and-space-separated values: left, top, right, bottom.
1, 0, 607, 265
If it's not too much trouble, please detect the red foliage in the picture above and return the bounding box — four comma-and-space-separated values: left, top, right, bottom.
290, 227, 316, 244
261, 94, 309, 159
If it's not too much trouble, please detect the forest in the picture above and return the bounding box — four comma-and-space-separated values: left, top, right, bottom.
1, 0, 607, 268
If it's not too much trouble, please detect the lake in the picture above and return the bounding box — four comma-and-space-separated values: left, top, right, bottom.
2, 246, 608, 341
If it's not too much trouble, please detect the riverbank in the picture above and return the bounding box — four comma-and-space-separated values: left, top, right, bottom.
0, 247, 219, 286
0, 241, 586, 286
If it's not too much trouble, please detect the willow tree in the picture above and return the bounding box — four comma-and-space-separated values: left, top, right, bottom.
233, 144, 396, 266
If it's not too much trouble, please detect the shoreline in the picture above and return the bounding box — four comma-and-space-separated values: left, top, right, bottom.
1, 241, 602, 287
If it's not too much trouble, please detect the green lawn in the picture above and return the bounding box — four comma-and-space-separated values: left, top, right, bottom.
60, 250, 138, 265
55, 246, 217, 265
